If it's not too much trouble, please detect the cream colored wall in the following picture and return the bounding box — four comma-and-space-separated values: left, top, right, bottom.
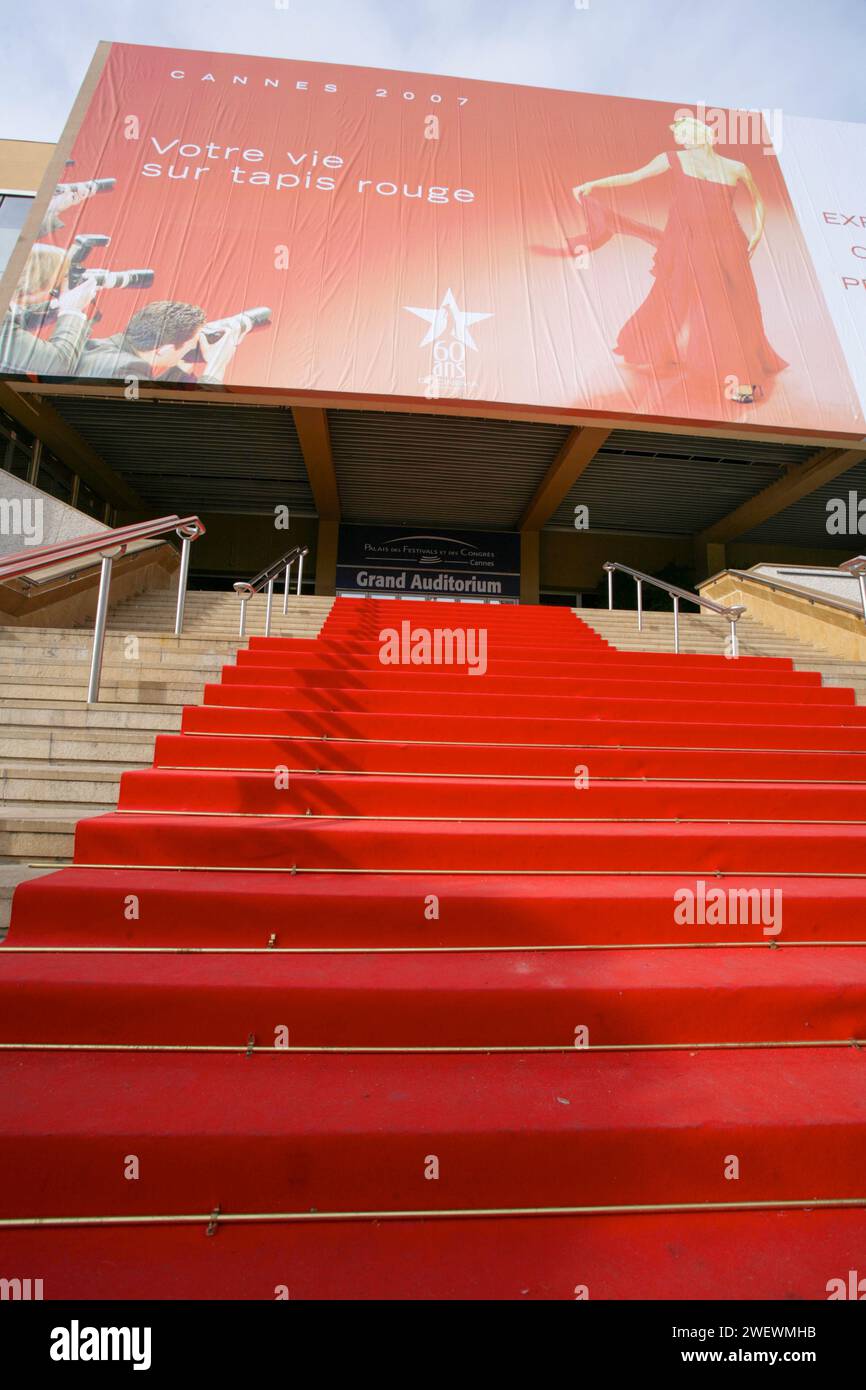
703, 571, 866, 661
115, 511, 320, 583
0, 139, 54, 192
540, 529, 859, 597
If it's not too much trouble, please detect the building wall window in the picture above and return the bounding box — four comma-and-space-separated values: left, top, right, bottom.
0, 406, 35, 480
0, 193, 35, 277
1, 405, 114, 527
36, 448, 74, 504
76, 478, 105, 519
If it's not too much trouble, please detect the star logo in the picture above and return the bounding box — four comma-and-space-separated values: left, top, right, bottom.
404, 288, 493, 351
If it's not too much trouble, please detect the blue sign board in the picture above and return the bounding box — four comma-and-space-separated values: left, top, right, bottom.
336, 525, 521, 600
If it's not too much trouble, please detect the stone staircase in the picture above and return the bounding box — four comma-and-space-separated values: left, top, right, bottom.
579, 608, 866, 702
0, 589, 334, 931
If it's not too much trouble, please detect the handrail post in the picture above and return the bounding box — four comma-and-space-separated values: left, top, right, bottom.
673, 595, 680, 654
265, 577, 275, 637
296, 551, 305, 596
607, 567, 613, 610
233, 582, 252, 639
839, 558, 866, 625
282, 562, 291, 615
636, 578, 643, 633
174, 531, 193, 637
87, 552, 117, 703
729, 613, 740, 659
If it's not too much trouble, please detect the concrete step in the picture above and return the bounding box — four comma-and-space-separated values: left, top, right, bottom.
0, 704, 182, 731
0, 807, 93, 861
0, 645, 242, 669
578, 609, 866, 702
103, 624, 325, 637
0, 864, 55, 940
0, 631, 245, 656
0, 682, 202, 705
0, 729, 159, 762
0, 765, 125, 805
0, 591, 332, 868
0, 661, 226, 681
580, 613, 831, 657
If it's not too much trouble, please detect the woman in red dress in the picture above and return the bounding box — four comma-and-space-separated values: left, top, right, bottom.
572, 116, 788, 403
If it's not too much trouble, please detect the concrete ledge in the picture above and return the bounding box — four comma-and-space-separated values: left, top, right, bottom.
700, 571, 866, 662
0, 547, 178, 628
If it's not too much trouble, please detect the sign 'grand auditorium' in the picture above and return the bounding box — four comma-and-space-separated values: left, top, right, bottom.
2, 42, 866, 439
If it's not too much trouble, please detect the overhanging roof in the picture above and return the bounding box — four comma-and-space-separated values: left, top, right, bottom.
43, 394, 846, 548
50, 396, 314, 516
328, 409, 571, 529
548, 430, 817, 535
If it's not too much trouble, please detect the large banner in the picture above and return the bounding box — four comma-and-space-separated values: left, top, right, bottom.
336, 525, 521, 600
2, 42, 866, 439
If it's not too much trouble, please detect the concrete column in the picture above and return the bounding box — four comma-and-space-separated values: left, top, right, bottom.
520, 530, 540, 605
315, 517, 339, 595
694, 538, 727, 583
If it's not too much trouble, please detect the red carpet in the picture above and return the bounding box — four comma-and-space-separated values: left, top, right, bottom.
1, 597, 865, 1300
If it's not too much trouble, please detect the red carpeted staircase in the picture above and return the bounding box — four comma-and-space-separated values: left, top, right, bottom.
1, 597, 865, 1300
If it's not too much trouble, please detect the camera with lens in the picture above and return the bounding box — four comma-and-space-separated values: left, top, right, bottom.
183, 306, 272, 362
66, 233, 154, 291
54, 177, 117, 198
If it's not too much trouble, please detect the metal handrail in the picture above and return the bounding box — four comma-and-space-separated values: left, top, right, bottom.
602, 561, 746, 658
0, 515, 200, 583
233, 544, 309, 637
0, 513, 205, 701
839, 556, 866, 625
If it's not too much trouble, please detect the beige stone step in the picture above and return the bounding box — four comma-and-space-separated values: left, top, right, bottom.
0, 808, 95, 861
0, 765, 125, 804
579, 608, 866, 701
0, 864, 57, 940
0, 645, 241, 668
0, 704, 182, 730
0, 682, 202, 705
0, 728, 158, 762
0, 630, 245, 655
0, 660, 226, 680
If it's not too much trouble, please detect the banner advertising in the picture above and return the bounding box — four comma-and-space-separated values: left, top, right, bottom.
2, 42, 866, 440
336, 525, 521, 599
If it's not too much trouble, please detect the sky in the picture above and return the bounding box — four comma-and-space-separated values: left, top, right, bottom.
0, 0, 864, 143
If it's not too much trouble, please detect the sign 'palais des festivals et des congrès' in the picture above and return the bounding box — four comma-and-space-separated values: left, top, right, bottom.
335, 526, 521, 599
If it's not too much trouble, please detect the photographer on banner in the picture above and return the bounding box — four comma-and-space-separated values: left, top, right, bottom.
39, 168, 116, 237
78, 301, 267, 385
0, 242, 98, 375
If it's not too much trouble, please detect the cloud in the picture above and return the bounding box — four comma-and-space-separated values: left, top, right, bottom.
0, 0, 863, 143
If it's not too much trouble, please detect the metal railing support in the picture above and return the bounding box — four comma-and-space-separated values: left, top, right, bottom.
234, 545, 308, 638
2, 513, 205, 700
173, 527, 195, 637
602, 560, 746, 659
87, 551, 119, 703
840, 557, 866, 626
